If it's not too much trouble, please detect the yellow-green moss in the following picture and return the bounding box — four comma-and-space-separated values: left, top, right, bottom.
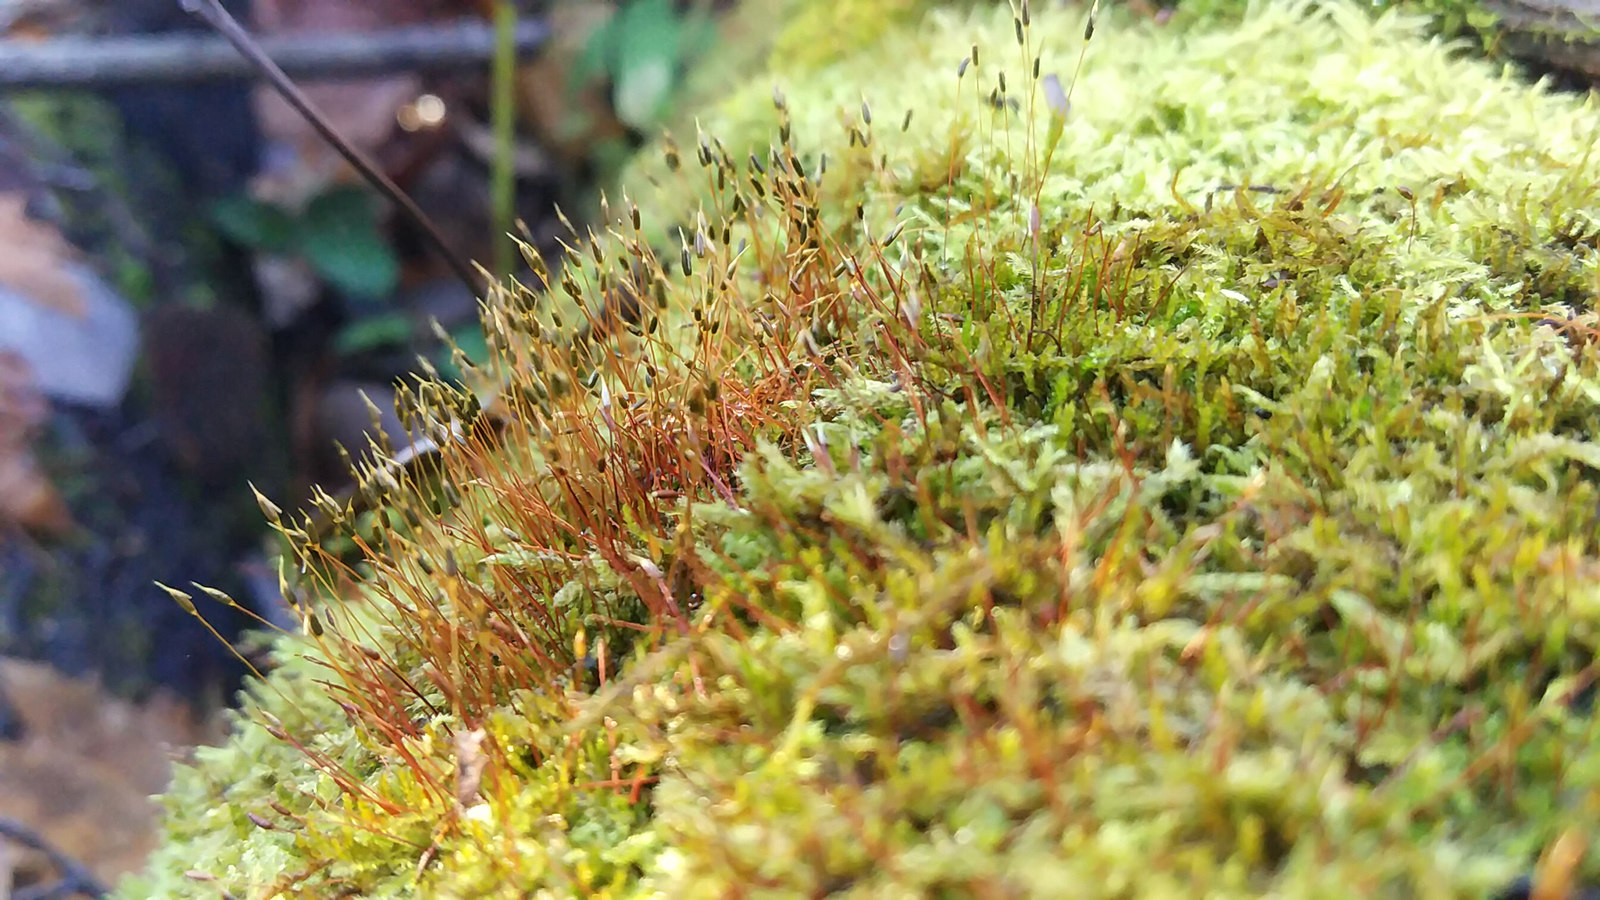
125, 1, 1600, 897
767, 0, 929, 72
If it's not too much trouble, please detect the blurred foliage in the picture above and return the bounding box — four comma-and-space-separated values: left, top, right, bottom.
212, 186, 400, 303
570, 0, 719, 132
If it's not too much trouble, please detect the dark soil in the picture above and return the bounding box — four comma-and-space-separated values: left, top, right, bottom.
0, 400, 255, 703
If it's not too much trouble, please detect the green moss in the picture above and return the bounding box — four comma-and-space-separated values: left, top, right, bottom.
767, 0, 931, 73
128, 0, 1600, 897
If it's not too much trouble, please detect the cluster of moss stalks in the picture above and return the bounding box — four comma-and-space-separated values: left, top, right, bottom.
123, 0, 1600, 896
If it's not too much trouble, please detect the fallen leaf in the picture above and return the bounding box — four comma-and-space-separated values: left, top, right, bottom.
0, 350, 46, 433
0, 657, 226, 887
0, 351, 71, 537
453, 727, 488, 808
0, 193, 85, 319
0, 261, 138, 408
0, 454, 72, 537
253, 0, 453, 32
249, 0, 474, 208
0, 0, 90, 38
252, 75, 421, 209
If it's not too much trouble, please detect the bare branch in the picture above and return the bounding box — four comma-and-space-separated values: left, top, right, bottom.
0, 19, 550, 89
0, 816, 108, 898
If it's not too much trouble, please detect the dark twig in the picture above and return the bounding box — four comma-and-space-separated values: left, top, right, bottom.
0, 20, 551, 88
178, 0, 491, 298
0, 817, 109, 898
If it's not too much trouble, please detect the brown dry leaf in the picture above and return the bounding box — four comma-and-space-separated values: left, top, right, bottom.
0, 350, 45, 432
0, 351, 71, 537
1530, 827, 1588, 900
248, 0, 475, 207
0, 0, 89, 38
0, 455, 72, 537
0, 658, 225, 887
253, 0, 461, 30
453, 727, 488, 808
0, 193, 85, 319
252, 76, 419, 198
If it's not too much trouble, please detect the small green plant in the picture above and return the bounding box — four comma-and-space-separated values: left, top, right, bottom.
212, 185, 400, 302
570, 0, 719, 134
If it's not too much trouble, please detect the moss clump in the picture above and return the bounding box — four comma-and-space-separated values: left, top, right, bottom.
125, 0, 1600, 897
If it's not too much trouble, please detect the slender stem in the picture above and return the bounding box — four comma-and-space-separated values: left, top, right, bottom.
180, 0, 488, 298
491, 0, 518, 281
0, 817, 109, 898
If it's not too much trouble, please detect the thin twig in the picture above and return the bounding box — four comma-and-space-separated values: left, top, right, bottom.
179, 0, 491, 298
0, 20, 551, 88
0, 817, 108, 898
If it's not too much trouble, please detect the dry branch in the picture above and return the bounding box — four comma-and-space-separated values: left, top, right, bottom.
0, 816, 108, 898
0, 18, 550, 88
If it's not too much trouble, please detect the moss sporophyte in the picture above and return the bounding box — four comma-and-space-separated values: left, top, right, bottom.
125, 0, 1600, 897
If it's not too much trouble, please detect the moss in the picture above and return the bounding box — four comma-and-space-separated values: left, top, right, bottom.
128, 0, 1600, 897
767, 0, 932, 73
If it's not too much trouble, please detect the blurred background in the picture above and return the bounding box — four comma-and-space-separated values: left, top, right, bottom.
0, 0, 729, 891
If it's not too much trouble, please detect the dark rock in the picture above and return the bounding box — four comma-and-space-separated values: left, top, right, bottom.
142, 304, 271, 487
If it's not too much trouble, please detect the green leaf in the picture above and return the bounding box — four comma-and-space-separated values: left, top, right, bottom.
615, 59, 677, 130
304, 230, 400, 301
570, 13, 618, 91
610, 0, 685, 129
299, 187, 399, 300
675, 8, 719, 62
333, 313, 413, 356
211, 194, 296, 253
301, 184, 381, 235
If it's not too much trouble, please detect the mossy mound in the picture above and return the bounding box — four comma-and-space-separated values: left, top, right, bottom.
124, 1, 1600, 897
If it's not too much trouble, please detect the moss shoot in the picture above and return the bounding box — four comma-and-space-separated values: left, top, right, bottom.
124, 0, 1600, 897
